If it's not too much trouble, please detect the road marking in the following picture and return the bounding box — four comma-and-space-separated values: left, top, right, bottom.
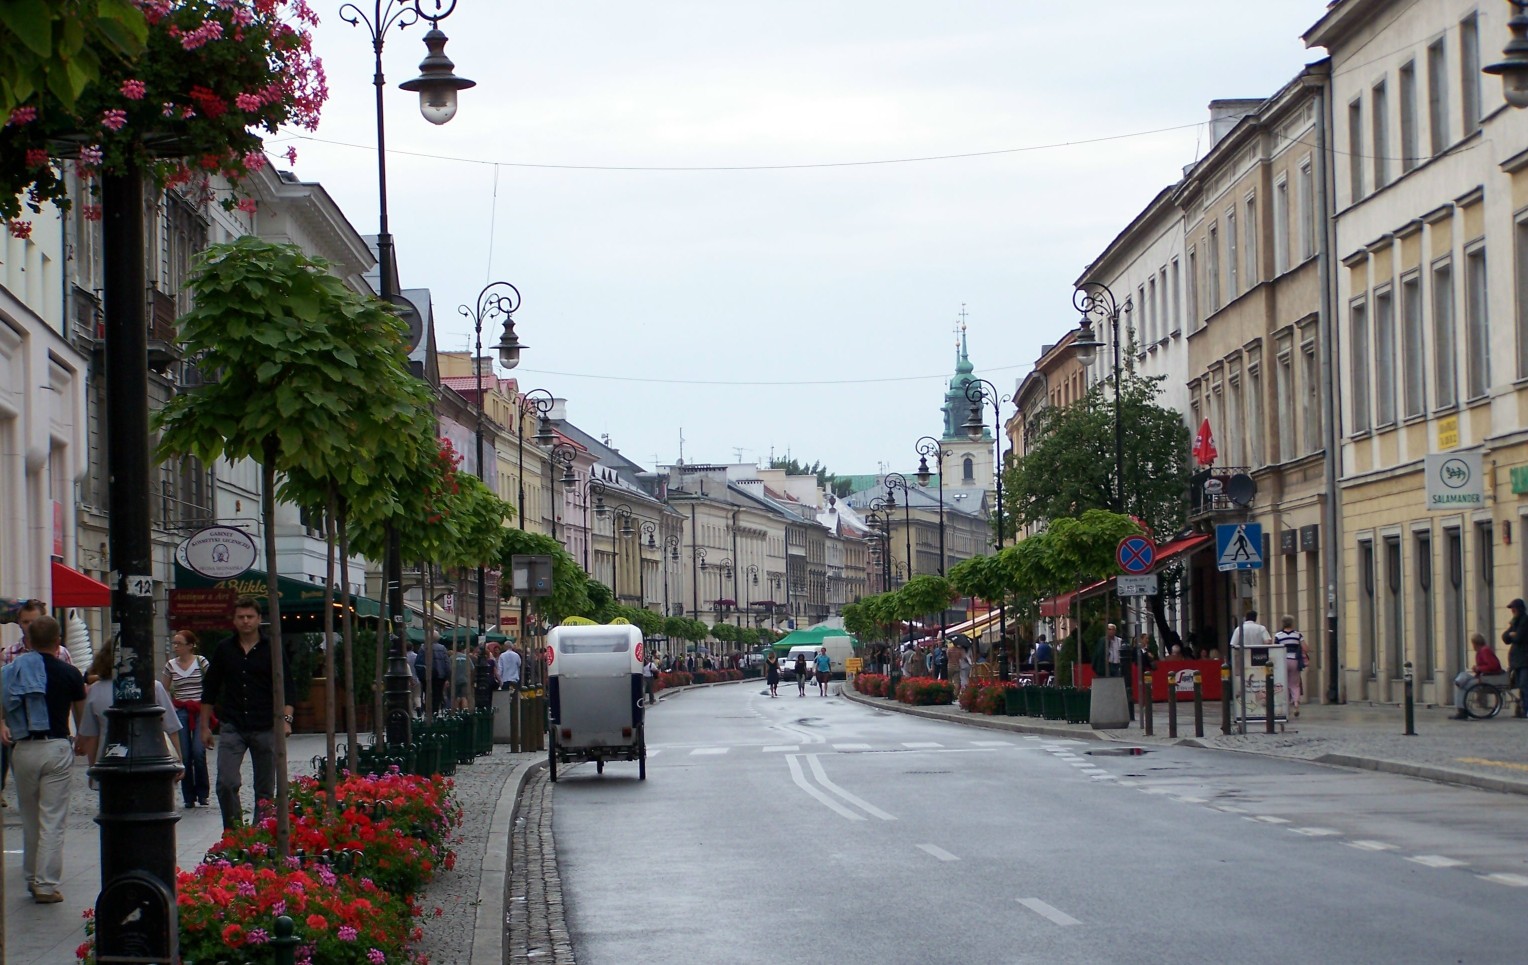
1345, 840, 1397, 852
785, 755, 864, 821
1172, 796, 1208, 804
1456, 756, 1528, 773
689, 747, 729, 756
834, 743, 872, 751
971, 740, 1012, 747
1089, 773, 1116, 780
1117, 779, 1139, 787
1213, 804, 1246, 813
1479, 873, 1528, 887
1407, 855, 1467, 868
1017, 898, 1080, 926
805, 755, 896, 821
1253, 816, 1291, 825
1291, 827, 1341, 837
916, 843, 959, 862
1021, 735, 1042, 740
1067, 762, 1092, 768
903, 742, 943, 749
1141, 787, 1173, 795
762, 745, 799, 753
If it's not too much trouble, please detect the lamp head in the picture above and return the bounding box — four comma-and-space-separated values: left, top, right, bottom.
399, 28, 476, 125
495, 319, 524, 370
1072, 319, 1102, 366
962, 400, 985, 440
916, 455, 931, 486
533, 417, 556, 446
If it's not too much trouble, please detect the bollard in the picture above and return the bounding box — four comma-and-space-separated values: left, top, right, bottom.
1403, 661, 1416, 736
1142, 672, 1153, 736
1264, 663, 1275, 734
271, 915, 301, 965
1167, 675, 1178, 738
1193, 670, 1205, 738
1221, 662, 1232, 735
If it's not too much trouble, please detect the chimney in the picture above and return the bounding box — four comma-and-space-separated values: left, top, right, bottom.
1207, 98, 1262, 147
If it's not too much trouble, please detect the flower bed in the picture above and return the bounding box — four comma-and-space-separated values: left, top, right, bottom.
958, 680, 1016, 716
895, 676, 955, 706
655, 668, 743, 693
855, 673, 889, 697
76, 770, 459, 965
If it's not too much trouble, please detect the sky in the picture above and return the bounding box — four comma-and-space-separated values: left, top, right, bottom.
277, 1, 1324, 478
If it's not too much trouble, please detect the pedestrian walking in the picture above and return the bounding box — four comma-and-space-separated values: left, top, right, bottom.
1, 598, 50, 798
161, 629, 211, 807
1452, 633, 1504, 719
80, 640, 182, 772
1503, 598, 1528, 718
765, 650, 780, 697
932, 642, 948, 681
199, 596, 294, 830
415, 635, 450, 716
795, 652, 808, 696
642, 652, 658, 705
498, 643, 523, 692
1273, 617, 1308, 717
1, 614, 86, 903
815, 647, 832, 696
957, 641, 973, 695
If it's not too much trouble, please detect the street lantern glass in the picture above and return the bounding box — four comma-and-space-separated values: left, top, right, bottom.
496, 320, 524, 370
533, 417, 556, 447
399, 28, 476, 125
962, 400, 985, 440
915, 455, 931, 486
1073, 320, 1102, 366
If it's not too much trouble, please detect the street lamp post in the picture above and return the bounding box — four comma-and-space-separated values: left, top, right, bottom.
639, 521, 657, 610
715, 557, 733, 625
913, 438, 948, 575
340, 0, 474, 750
962, 377, 1011, 680
612, 504, 636, 599
579, 478, 609, 571
693, 547, 707, 622
884, 472, 913, 582
663, 535, 680, 619
1071, 283, 1129, 514
744, 563, 759, 630
461, 281, 522, 648
516, 388, 556, 531
546, 442, 578, 542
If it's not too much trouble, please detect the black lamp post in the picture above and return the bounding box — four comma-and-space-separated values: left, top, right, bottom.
515, 388, 556, 531
546, 442, 577, 541
913, 437, 948, 576
715, 556, 733, 624
340, 0, 473, 751
884, 472, 913, 583
744, 563, 759, 628
663, 534, 680, 619
639, 521, 657, 610
1486, 2, 1528, 108
461, 281, 521, 647
693, 547, 707, 621
962, 377, 1012, 680
579, 477, 609, 571
612, 504, 636, 598
1071, 283, 1129, 514
866, 504, 892, 593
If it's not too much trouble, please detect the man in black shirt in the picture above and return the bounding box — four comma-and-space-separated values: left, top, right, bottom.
199, 597, 294, 830
1, 614, 86, 903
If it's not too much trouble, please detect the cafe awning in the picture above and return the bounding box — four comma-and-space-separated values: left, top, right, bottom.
52, 562, 111, 608
172, 564, 383, 624
1036, 534, 1212, 617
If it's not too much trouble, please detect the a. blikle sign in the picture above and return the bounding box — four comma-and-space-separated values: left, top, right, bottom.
1424, 451, 1484, 511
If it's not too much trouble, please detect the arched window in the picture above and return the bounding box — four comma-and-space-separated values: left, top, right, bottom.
963, 456, 974, 481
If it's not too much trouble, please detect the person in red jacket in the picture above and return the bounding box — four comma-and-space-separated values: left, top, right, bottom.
1452, 633, 1504, 719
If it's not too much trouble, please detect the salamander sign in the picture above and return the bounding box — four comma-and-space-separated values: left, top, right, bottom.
1424, 452, 1483, 510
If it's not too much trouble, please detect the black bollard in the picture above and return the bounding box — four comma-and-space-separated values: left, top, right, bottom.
1221, 662, 1232, 735
271, 915, 300, 965
1143, 672, 1154, 736
1264, 663, 1275, 734
1168, 674, 1178, 738
1403, 661, 1416, 736
1193, 670, 1205, 738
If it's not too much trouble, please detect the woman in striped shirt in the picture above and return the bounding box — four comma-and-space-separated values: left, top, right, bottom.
162, 629, 210, 809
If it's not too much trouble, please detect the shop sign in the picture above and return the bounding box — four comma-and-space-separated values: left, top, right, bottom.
1511, 465, 1528, 496
1424, 452, 1484, 510
1437, 414, 1460, 450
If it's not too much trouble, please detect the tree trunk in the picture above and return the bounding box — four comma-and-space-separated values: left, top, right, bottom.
423, 562, 435, 721
338, 501, 359, 770
262, 440, 291, 858
322, 488, 338, 806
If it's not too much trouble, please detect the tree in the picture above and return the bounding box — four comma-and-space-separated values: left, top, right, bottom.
768, 455, 851, 498
0, 0, 147, 115
498, 528, 590, 627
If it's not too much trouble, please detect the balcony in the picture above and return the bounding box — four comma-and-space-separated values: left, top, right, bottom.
1188, 467, 1253, 521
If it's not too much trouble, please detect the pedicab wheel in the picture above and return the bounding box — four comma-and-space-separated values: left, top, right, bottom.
596, 759, 604, 774
548, 730, 559, 782
1463, 681, 1503, 720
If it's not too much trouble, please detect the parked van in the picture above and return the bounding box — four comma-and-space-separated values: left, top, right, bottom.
780, 635, 855, 680
546, 622, 647, 781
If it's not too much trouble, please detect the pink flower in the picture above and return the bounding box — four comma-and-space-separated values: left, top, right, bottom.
247, 927, 270, 945
284, 146, 298, 165
120, 79, 146, 100
7, 106, 37, 126
161, 102, 177, 118
338, 925, 358, 942
235, 92, 263, 111
242, 150, 267, 172
367, 950, 386, 965
81, 205, 103, 222
8, 221, 33, 240
180, 20, 224, 50
78, 144, 104, 168
25, 148, 47, 168
101, 109, 128, 131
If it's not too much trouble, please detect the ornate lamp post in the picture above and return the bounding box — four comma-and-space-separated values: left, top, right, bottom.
664, 534, 681, 618
744, 563, 759, 629
514, 388, 557, 531
693, 547, 707, 621
461, 281, 521, 646
339, 0, 474, 751
1071, 283, 1129, 514
576, 477, 608, 571
962, 377, 1011, 679
913, 438, 948, 576
884, 472, 913, 582
611, 504, 636, 599
546, 442, 578, 541
715, 556, 734, 624
638, 520, 657, 610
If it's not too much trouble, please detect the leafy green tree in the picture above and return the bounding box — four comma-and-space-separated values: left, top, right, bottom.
499, 528, 590, 626
0, 0, 147, 115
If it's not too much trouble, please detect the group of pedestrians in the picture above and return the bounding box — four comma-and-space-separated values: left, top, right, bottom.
762, 647, 832, 697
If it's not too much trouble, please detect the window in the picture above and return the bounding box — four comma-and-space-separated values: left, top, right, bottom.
1245, 195, 1258, 287
1372, 82, 1390, 189
1401, 271, 1426, 417
1433, 256, 1457, 408
1349, 98, 1365, 202
1276, 344, 1295, 462
1148, 277, 1158, 345
1414, 530, 1434, 679
1187, 248, 1199, 328
1247, 358, 1263, 468
1350, 297, 1371, 432
1384, 535, 1404, 679
1227, 211, 1239, 297
1461, 13, 1482, 134
1359, 540, 1377, 679
1171, 259, 1182, 334
1208, 224, 1221, 310
1465, 243, 1490, 399
1400, 61, 1419, 173
1516, 216, 1528, 379
1374, 286, 1396, 426
1159, 267, 1169, 339
962, 456, 974, 482
1445, 526, 1466, 674
1138, 283, 1148, 348
1475, 519, 1495, 646
1428, 39, 1450, 154
1274, 178, 1290, 275
1303, 336, 1321, 453
1299, 160, 1316, 259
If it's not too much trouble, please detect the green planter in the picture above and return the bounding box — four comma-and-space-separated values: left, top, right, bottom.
1063, 689, 1091, 724
1041, 687, 1066, 720
1003, 688, 1025, 716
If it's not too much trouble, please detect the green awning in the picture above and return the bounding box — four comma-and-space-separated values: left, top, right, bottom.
172, 564, 383, 618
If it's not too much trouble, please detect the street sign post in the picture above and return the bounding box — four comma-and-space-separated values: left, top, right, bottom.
1116, 574, 1159, 597
1215, 523, 1263, 571
1117, 536, 1157, 574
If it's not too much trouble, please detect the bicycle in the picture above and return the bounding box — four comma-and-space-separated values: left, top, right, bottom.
1461, 674, 1525, 720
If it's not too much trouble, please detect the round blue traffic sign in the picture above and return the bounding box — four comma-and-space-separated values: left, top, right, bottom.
1117, 536, 1157, 574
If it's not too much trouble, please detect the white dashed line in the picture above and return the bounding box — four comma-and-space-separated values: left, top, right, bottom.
689, 747, 729, 756
1345, 840, 1397, 852
917, 843, 959, 862
804, 755, 896, 821
1089, 773, 1116, 781
1172, 796, 1208, 804
833, 743, 872, 751
1117, 780, 1139, 787
1067, 762, 1092, 768
1214, 804, 1246, 813
1407, 855, 1467, 868
1017, 898, 1081, 926
1141, 787, 1173, 795
972, 740, 1012, 747
1291, 827, 1342, 837
762, 745, 799, 753
1021, 735, 1042, 741
1253, 816, 1291, 825
903, 742, 944, 749
1480, 873, 1528, 887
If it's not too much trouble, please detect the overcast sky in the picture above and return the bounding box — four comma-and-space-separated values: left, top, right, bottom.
279, 1, 1321, 478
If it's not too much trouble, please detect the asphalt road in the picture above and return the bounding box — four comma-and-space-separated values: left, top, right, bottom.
552, 684, 1528, 964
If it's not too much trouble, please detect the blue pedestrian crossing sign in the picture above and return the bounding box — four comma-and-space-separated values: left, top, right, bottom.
1216, 523, 1263, 572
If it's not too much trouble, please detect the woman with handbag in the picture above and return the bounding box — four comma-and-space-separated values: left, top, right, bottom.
162, 629, 211, 807
1274, 617, 1309, 717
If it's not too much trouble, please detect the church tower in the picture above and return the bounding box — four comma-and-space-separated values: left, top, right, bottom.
939, 315, 995, 494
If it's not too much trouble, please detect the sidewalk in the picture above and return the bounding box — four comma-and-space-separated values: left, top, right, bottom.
3, 732, 540, 964
843, 686, 1528, 796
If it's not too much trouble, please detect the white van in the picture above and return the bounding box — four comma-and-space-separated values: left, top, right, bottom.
782, 636, 855, 679
546, 623, 647, 781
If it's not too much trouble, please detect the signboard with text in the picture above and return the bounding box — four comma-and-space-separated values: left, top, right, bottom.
1424, 451, 1483, 510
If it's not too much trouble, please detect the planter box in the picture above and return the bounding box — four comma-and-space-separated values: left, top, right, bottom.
1063, 689, 1091, 724
1040, 688, 1066, 720
1003, 688, 1025, 716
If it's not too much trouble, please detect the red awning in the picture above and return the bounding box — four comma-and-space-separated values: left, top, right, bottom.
1036, 535, 1210, 617
1154, 533, 1211, 564
52, 561, 111, 608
